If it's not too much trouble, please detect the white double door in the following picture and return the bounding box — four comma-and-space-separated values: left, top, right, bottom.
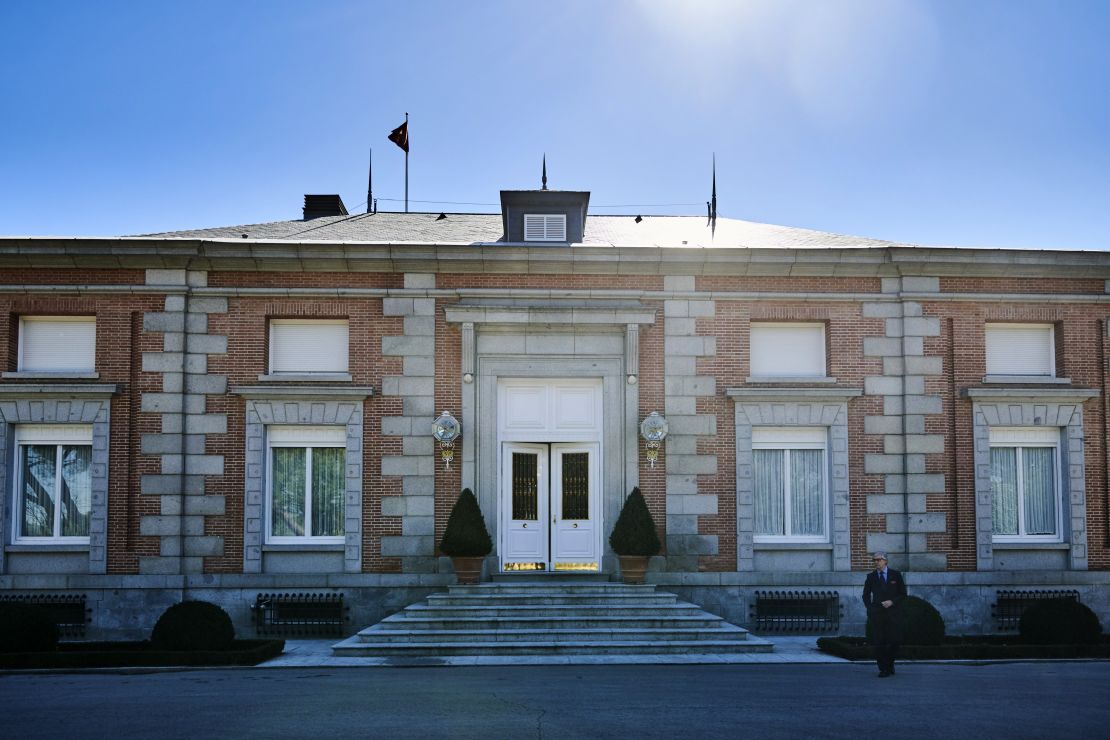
501, 442, 600, 572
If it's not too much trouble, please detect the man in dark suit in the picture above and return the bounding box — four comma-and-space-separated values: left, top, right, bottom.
862, 551, 906, 677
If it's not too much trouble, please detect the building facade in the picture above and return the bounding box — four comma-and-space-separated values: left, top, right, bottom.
1, 187, 1108, 638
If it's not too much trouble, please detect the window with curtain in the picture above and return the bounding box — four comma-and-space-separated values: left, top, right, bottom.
267, 426, 345, 543
752, 427, 827, 542
14, 426, 93, 541
990, 428, 1060, 541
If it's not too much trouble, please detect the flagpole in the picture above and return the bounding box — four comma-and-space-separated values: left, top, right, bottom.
367, 147, 373, 214
404, 112, 409, 213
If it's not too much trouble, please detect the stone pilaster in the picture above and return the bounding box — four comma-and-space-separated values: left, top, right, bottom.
380, 273, 437, 573
862, 277, 945, 570
138, 269, 228, 575
662, 275, 718, 570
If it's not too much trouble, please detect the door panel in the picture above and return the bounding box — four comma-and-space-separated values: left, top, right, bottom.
501, 444, 549, 570
500, 442, 600, 572
552, 443, 600, 570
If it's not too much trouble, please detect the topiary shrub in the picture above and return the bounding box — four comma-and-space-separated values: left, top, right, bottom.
0, 602, 59, 653
439, 488, 493, 557
608, 487, 661, 556
866, 595, 946, 646
151, 600, 235, 652
1020, 598, 1103, 645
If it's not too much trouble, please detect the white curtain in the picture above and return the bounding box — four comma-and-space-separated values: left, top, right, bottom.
21, 445, 55, 537
790, 449, 823, 536
991, 447, 1019, 535
60, 445, 92, 537
1023, 447, 1056, 535
272, 448, 306, 537
754, 449, 784, 536
311, 447, 344, 537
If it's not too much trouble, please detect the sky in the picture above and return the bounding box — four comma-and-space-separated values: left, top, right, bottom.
2, 0, 1109, 249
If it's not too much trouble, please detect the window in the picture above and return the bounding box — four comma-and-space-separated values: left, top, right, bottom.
266, 426, 345, 543
13, 425, 93, 542
523, 214, 567, 242
752, 427, 827, 542
749, 323, 826, 379
990, 428, 1060, 541
268, 319, 348, 374
985, 324, 1054, 377
18, 317, 95, 372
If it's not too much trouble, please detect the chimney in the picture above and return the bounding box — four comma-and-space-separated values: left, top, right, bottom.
303, 194, 349, 220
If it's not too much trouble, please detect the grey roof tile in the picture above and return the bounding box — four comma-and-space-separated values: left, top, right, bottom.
136, 213, 904, 249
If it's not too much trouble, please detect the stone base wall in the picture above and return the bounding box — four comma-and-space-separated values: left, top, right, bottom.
3, 570, 1108, 640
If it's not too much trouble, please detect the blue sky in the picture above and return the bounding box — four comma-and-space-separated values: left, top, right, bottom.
2, 0, 1108, 249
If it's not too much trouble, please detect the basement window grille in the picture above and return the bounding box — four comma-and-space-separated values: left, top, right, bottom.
0, 593, 89, 639
251, 592, 348, 636
750, 590, 841, 633
992, 589, 1080, 631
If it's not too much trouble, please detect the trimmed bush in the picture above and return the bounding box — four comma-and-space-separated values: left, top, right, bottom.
608, 487, 661, 557
0, 602, 59, 653
151, 600, 235, 652
1020, 598, 1102, 645
439, 488, 493, 557
866, 595, 945, 646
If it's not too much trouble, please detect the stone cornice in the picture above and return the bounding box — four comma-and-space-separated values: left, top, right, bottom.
0, 383, 118, 397
963, 387, 1100, 402
230, 385, 373, 400
444, 304, 657, 326
2, 237, 1110, 279
726, 387, 863, 402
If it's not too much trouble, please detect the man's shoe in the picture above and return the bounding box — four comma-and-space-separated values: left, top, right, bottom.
878, 671, 890, 677
889, 666, 895, 674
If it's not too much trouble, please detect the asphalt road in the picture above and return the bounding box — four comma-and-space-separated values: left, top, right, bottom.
2, 662, 1107, 739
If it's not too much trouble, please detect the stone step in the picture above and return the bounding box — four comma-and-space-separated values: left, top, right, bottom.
489, 573, 612, 584
448, 583, 655, 595
354, 625, 752, 644
400, 604, 705, 619
428, 594, 678, 607
333, 637, 775, 657
375, 614, 727, 631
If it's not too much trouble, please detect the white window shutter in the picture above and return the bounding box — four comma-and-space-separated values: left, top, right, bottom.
750, 324, 826, 377
985, 324, 1054, 376
270, 320, 348, 373
524, 214, 567, 241
19, 317, 96, 372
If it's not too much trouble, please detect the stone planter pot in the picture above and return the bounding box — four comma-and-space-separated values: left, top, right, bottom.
451, 556, 485, 585
617, 555, 649, 584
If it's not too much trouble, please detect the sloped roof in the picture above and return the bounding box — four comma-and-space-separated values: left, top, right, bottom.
138, 213, 903, 249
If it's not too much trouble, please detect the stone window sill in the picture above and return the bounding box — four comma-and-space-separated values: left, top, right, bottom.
746, 376, 837, 385
991, 542, 1070, 550
257, 373, 352, 383
2, 371, 100, 380
753, 542, 833, 551
982, 375, 1070, 385
5, 544, 90, 553
262, 543, 344, 552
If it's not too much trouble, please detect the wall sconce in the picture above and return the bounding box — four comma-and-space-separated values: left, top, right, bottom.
432, 411, 461, 470
639, 411, 668, 468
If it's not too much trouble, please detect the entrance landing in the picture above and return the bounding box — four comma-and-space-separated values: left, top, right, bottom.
332, 581, 773, 662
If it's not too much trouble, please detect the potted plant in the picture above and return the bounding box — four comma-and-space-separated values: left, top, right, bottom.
439, 488, 493, 584
608, 487, 661, 584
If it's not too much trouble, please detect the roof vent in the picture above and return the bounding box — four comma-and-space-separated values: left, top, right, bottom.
303, 194, 349, 220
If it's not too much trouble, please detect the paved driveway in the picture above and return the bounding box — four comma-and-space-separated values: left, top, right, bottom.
2, 662, 1107, 739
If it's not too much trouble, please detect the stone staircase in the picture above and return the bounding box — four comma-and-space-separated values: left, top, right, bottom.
332, 581, 773, 658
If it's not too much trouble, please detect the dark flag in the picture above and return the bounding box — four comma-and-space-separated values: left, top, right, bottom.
708, 154, 718, 238
388, 121, 409, 153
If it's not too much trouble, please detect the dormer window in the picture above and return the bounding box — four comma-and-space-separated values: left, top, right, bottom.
524, 214, 567, 242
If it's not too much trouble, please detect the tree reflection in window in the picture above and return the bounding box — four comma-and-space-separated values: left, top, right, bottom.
20, 443, 91, 539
